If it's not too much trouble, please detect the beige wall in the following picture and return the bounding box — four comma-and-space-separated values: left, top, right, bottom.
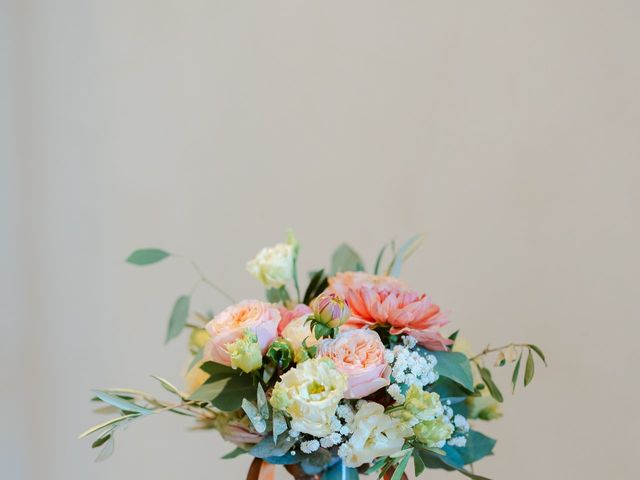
3, 1, 639, 479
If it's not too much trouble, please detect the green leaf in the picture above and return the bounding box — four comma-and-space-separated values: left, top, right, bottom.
453, 430, 496, 465
242, 399, 267, 433
528, 344, 547, 366
257, 384, 269, 420
303, 269, 328, 304
266, 286, 291, 304
91, 432, 112, 448
166, 295, 190, 343
524, 349, 535, 387
373, 244, 388, 275
189, 375, 256, 411
391, 450, 412, 480
331, 243, 365, 274
366, 457, 388, 475
413, 449, 425, 477
477, 367, 504, 403
126, 248, 170, 265
78, 414, 139, 439
222, 447, 247, 459
273, 411, 287, 442
250, 434, 296, 459
421, 348, 474, 391
386, 234, 423, 277
151, 375, 182, 397
95, 436, 115, 462
92, 391, 153, 415
511, 351, 523, 393
322, 460, 359, 480
199, 361, 238, 381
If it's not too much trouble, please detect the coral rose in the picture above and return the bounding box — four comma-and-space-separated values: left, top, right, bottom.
328, 271, 406, 297
316, 329, 390, 399
204, 300, 279, 366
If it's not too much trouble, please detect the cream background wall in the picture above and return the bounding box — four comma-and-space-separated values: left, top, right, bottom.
3, 1, 639, 479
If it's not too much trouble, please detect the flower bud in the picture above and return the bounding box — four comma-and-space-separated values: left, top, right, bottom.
246, 243, 294, 288
227, 330, 263, 373
413, 416, 454, 447
189, 328, 210, 353
310, 293, 350, 328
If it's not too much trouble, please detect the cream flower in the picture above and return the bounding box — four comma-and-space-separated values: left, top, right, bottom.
339, 401, 412, 468
278, 305, 317, 362
317, 329, 390, 398
269, 358, 347, 437
246, 243, 294, 288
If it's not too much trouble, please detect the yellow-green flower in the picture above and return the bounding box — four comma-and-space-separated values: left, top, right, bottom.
227, 330, 263, 373
403, 385, 444, 422
413, 416, 454, 447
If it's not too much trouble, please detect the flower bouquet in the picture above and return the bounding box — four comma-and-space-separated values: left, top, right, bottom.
80, 233, 545, 480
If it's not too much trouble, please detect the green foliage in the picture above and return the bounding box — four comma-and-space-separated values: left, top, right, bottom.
511, 352, 523, 393
386, 234, 424, 277
166, 295, 190, 343
477, 366, 504, 403
391, 449, 413, 480
421, 348, 474, 391
221, 447, 247, 459
451, 430, 496, 466
303, 269, 329, 304
524, 349, 535, 386
126, 248, 170, 265
151, 375, 183, 398
189, 363, 256, 411
250, 434, 296, 459
373, 244, 388, 275
266, 286, 291, 304
92, 391, 153, 415
331, 244, 365, 274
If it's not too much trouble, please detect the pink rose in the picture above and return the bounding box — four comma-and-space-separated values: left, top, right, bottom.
316, 329, 390, 399
204, 300, 279, 366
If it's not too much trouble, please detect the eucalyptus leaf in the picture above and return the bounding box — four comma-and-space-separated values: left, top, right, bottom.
166, 295, 190, 343
126, 248, 170, 265
413, 449, 425, 477
420, 348, 474, 391
451, 430, 496, 465
524, 349, 535, 387
331, 244, 365, 274
256, 384, 269, 419
189, 375, 256, 411
92, 391, 153, 415
266, 286, 291, 304
250, 434, 296, 459
200, 361, 238, 381
242, 399, 266, 433
273, 411, 287, 442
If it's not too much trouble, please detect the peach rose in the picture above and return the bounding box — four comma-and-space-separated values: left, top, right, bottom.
204, 300, 279, 366
316, 329, 390, 399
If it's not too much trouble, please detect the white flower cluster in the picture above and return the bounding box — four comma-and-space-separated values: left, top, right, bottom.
288, 402, 355, 454
384, 338, 439, 403
447, 413, 470, 448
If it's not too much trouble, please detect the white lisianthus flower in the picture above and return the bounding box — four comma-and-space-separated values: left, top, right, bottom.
246, 243, 294, 288
338, 402, 412, 468
269, 358, 347, 437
